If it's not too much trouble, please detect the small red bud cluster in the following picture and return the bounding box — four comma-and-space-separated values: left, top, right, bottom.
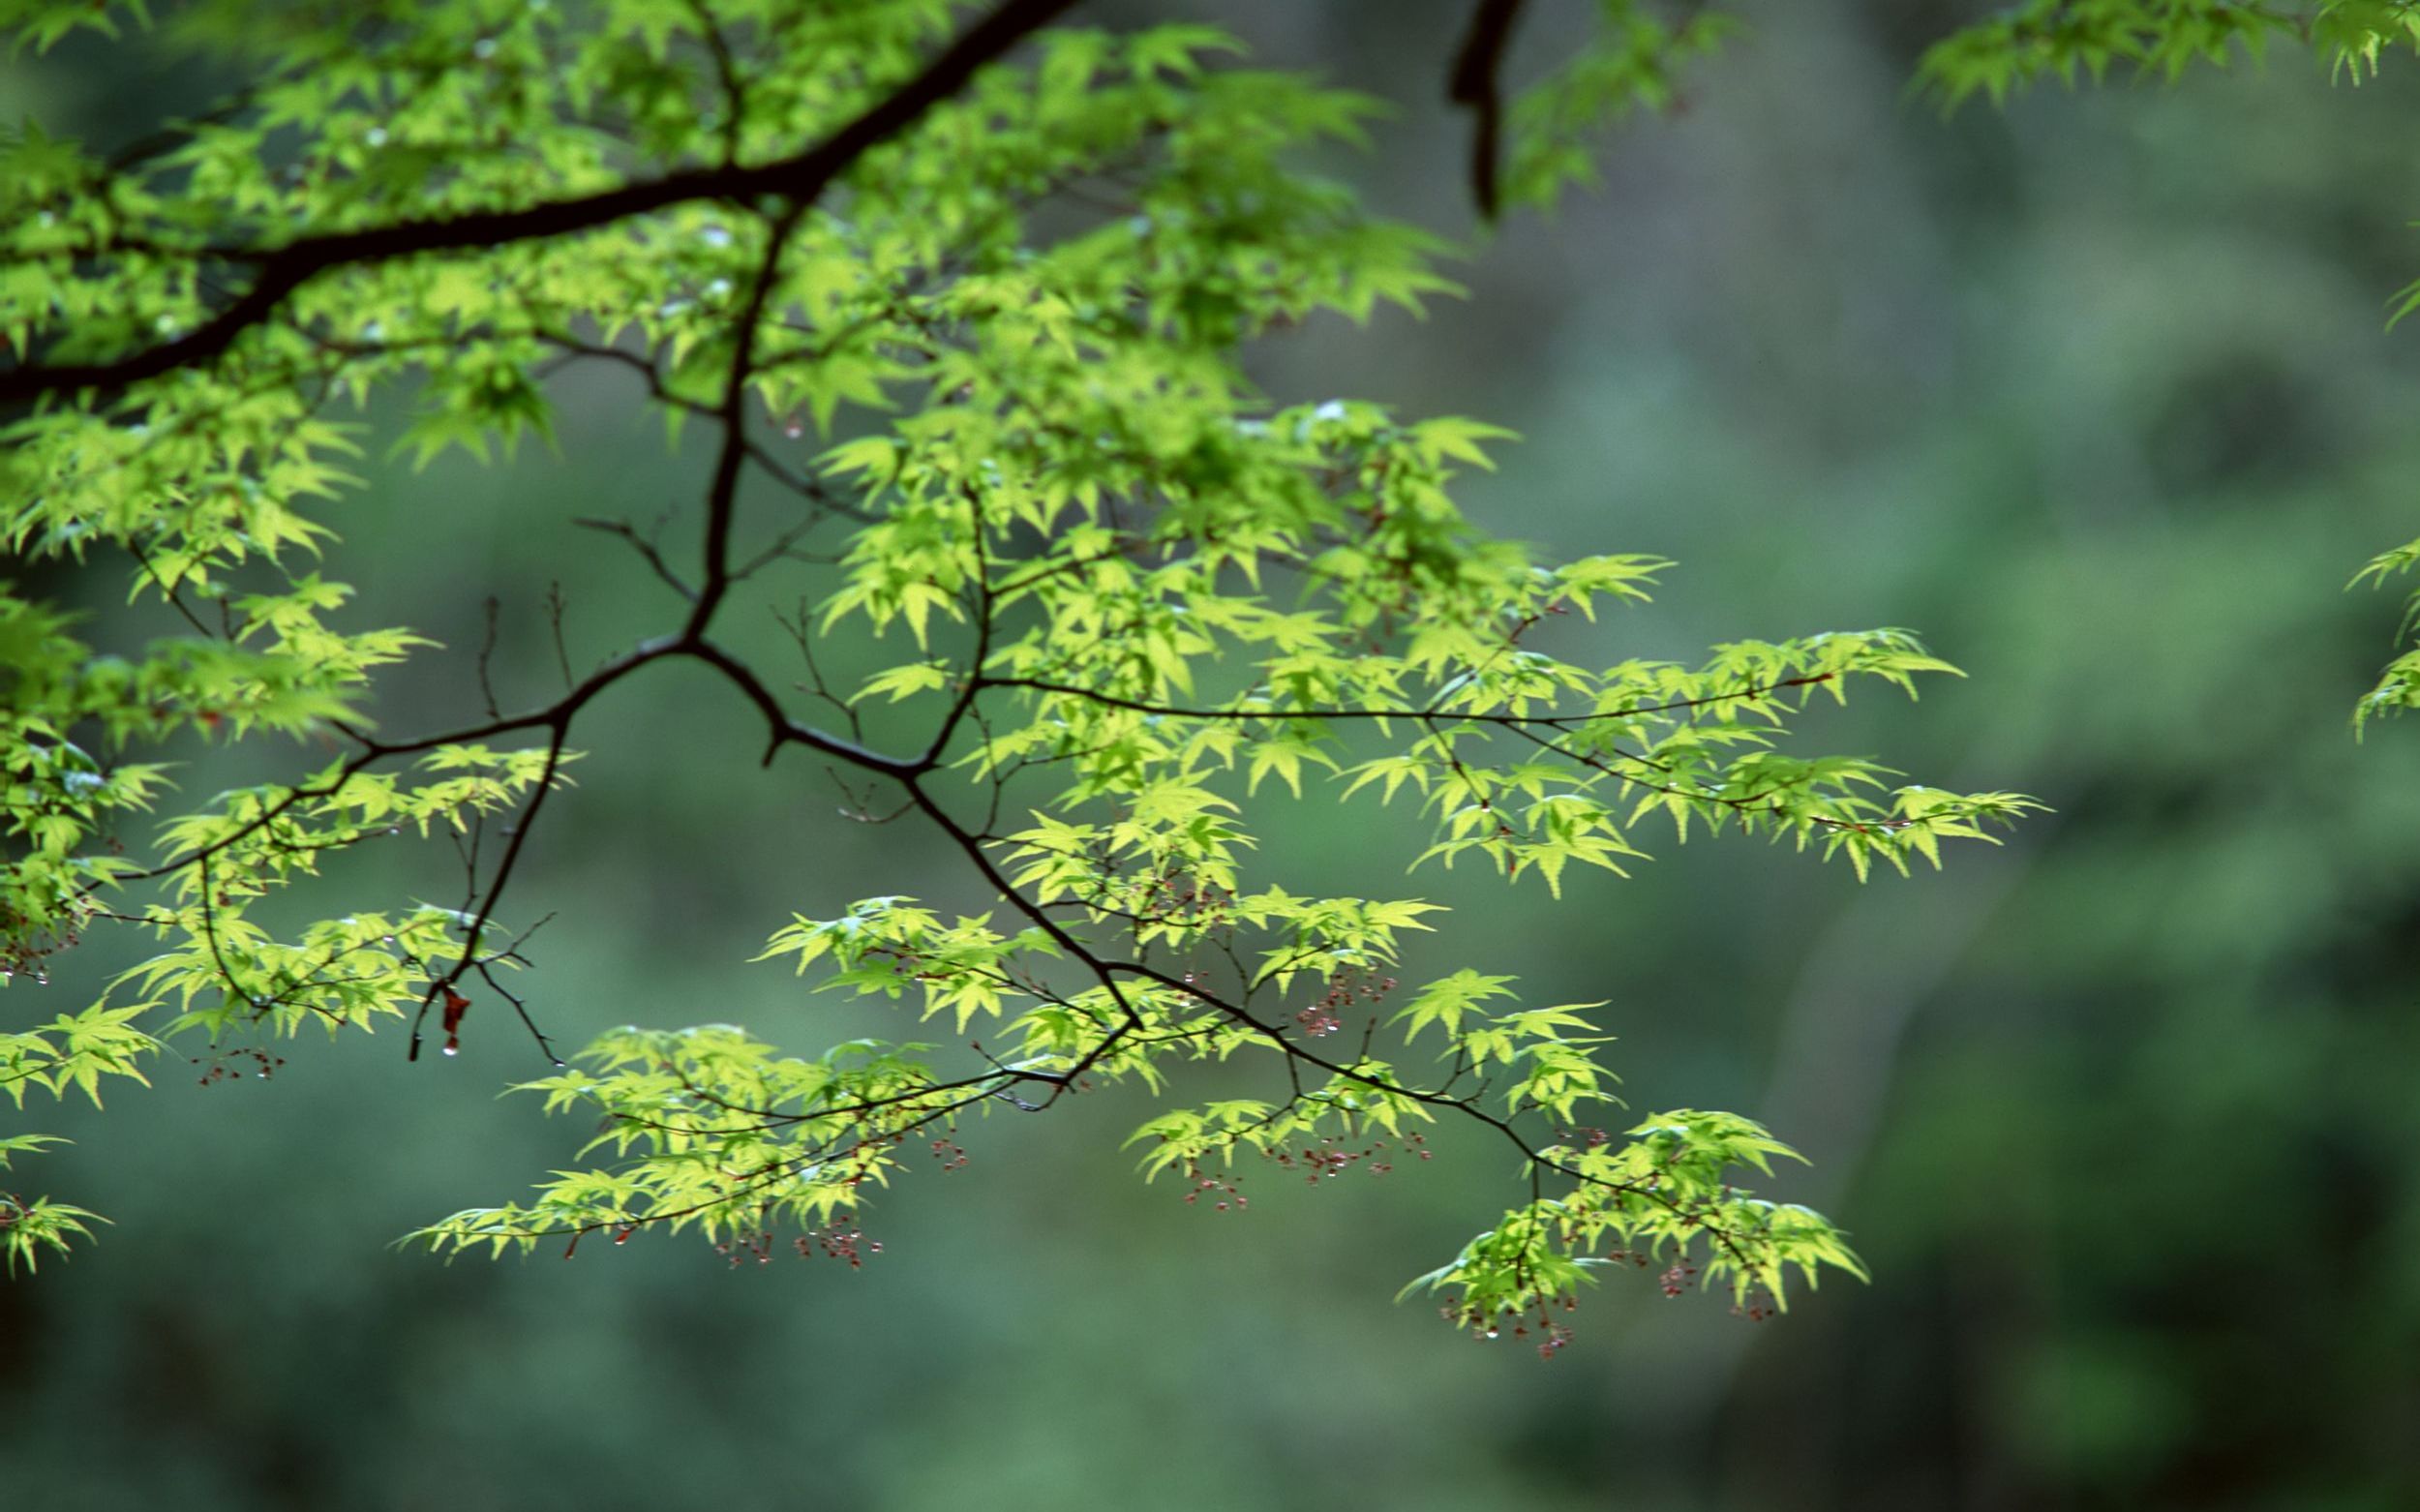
790, 1214, 881, 1268
1178, 1158, 1245, 1212
929, 1136, 967, 1171
1293, 967, 1397, 1038
1133, 868, 1235, 928
1294, 1002, 1341, 1037
1442, 1291, 1581, 1358
193, 1047, 286, 1085
1267, 1133, 1383, 1184
1732, 1289, 1778, 1323
715, 1228, 781, 1267
834, 1134, 897, 1191
1077, 847, 1238, 932
1265, 1130, 1423, 1182
1658, 1258, 1701, 1298
1532, 1319, 1577, 1360
0, 887, 97, 983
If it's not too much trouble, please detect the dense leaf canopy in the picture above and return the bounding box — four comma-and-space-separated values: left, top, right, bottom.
8, 0, 2407, 1351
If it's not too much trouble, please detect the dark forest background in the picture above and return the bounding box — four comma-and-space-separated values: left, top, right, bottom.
6, 2, 2420, 1507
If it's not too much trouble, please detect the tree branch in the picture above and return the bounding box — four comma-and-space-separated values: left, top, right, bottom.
1449, 0, 1531, 221
0, 0, 1082, 407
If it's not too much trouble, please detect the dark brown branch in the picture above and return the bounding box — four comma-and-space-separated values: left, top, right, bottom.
121, 627, 898, 894
1449, 0, 1531, 221
125, 538, 221, 642
911, 489, 996, 772
0, 0, 1082, 407
676, 637, 912, 776
683, 201, 810, 637
540, 334, 868, 522
410, 732, 567, 1062
471, 958, 565, 1068
475, 597, 505, 719
1109, 957, 1760, 1273
573, 516, 699, 602
682, 0, 750, 163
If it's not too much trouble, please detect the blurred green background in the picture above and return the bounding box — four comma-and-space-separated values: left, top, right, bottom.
8, 2, 2420, 1507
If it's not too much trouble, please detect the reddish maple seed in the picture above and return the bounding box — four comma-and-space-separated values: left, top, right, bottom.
439, 986, 472, 1054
